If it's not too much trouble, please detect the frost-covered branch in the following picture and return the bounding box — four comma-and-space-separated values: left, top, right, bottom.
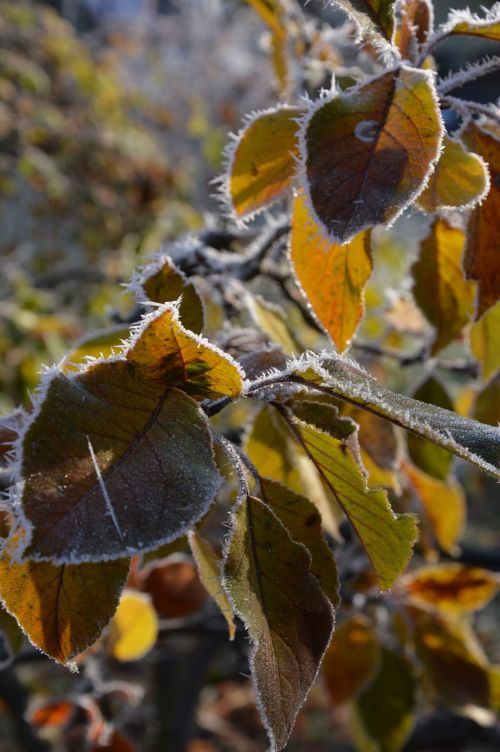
437, 56, 500, 96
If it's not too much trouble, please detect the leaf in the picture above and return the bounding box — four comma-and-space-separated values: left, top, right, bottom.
404, 461, 466, 554
139, 557, 207, 619
322, 614, 379, 705
417, 136, 489, 213
412, 219, 475, 355
224, 106, 302, 220
109, 590, 158, 662
409, 605, 498, 709
440, 6, 500, 43
131, 255, 204, 334
0, 605, 24, 668
460, 120, 500, 319
259, 478, 340, 606
127, 304, 243, 400
245, 0, 292, 96
474, 380, 500, 428
329, 0, 397, 41
352, 648, 416, 752
470, 302, 500, 381
222, 495, 334, 751
290, 193, 373, 352
62, 326, 130, 374
397, 0, 433, 61
402, 563, 499, 613
246, 294, 299, 355
0, 536, 129, 663
287, 352, 500, 477
189, 531, 236, 640
245, 404, 341, 538
407, 376, 454, 480
300, 65, 442, 244
287, 415, 418, 590
17, 363, 222, 563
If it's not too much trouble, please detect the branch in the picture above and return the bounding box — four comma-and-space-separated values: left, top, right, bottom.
437, 56, 500, 95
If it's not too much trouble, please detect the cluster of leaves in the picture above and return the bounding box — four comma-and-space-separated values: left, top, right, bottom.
1, 0, 500, 750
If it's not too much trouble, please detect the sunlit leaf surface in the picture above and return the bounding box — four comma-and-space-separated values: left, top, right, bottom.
109, 590, 158, 662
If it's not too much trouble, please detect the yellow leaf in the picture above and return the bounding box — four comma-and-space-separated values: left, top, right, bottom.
470, 301, 500, 381
301, 65, 442, 243
404, 461, 466, 554
0, 535, 129, 664
246, 294, 299, 355
290, 418, 418, 590
418, 136, 489, 212
290, 194, 372, 352
443, 8, 500, 42
225, 106, 302, 219
412, 219, 475, 354
189, 531, 236, 641
322, 615, 379, 705
402, 563, 499, 613
127, 304, 243, 400
461, 120, 500, 319
109, 590, 158, 662
62, 326, 129, 374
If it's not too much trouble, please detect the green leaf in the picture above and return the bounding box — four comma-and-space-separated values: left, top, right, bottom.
189, 530, 236, 641
284, 353, 500, 478
259, 478, 340, 606
0, 535, 129, 663
286, 415, 418, 590
17, 363, 222, 563
353, 648, 416, 752
407, 376, 454, 480
300, 65, 442, 243
412, 219, 475, 355
222, 495, 334, 751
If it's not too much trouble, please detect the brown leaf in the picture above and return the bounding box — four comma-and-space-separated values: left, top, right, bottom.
322, 614, 379, 705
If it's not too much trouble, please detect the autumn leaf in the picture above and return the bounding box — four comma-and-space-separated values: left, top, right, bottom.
460, 119, 500, 319
139, 557, 207, 619
401, 563, 499, 613
300, 65, 442, 243
417, 136, 489, 213
286, 352, 500, 477
408, 605, 498, 709
224, 106, 302, 220
322, 614, 379, 705
352, 648, 416, 752
0, 536, 129, 663
189, 531, 236, 640
108, 590, 158, 662
412, 219, 475, 354
439, 5, 500, 43
470, 302, 500, 381
404, 461, 466, 554
222, 495, 334, 751
286, 414, 418, 590
127, 304, 243, 400
290, 193, 372, 352
407, 376, 454, 480
474, 380, 500, 428
245, 404, 341, 538
131, 255, 204, 334
329, 0, 398, 41
259, 477, 340, 606
396, 0, 433, 61
246, 293, 299, 355
17, 363, 222, 563
0, 605, 24, 668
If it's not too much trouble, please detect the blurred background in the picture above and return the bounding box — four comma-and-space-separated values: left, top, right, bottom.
0, 1, 499, 750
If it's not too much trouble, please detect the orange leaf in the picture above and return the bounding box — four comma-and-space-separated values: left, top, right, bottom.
322, 615, 379, 705
397, 0, 433, 61
402, 563, 499, 613
290, 194, 372, 352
